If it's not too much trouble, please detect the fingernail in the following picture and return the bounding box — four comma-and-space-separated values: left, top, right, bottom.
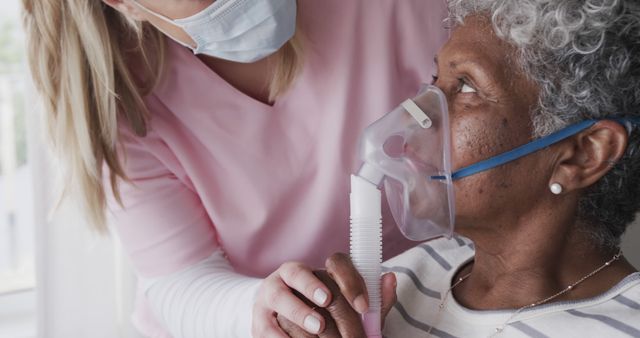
354, 294, 368, 314
313, 288, 328, 305
304, 315, 321, 334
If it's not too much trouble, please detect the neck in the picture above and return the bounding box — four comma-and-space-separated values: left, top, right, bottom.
453, 210, 636, 310
198, 54, 275, 105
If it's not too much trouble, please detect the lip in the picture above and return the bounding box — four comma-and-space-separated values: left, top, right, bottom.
404, 145, 439, 173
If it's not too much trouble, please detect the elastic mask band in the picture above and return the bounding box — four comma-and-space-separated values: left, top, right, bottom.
432, 117, 640, 181
131, 0, 176, 24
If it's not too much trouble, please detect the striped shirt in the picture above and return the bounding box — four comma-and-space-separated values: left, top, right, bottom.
382, 237, 640, 338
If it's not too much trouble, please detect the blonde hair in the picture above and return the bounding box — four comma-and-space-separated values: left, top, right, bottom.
22, 0, 303, 231
269, 30, 304, 102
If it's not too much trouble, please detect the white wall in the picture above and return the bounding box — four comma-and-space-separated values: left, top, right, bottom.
28, 102, 143, 338
36, 199, 143, 338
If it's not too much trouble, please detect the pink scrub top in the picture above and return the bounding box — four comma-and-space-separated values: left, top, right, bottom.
108, 0, 448, 336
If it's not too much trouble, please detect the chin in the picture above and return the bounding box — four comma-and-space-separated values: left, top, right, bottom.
452, 221, 482, 239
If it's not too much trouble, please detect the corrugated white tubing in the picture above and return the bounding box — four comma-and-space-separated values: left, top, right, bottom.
350, 174, 382, 338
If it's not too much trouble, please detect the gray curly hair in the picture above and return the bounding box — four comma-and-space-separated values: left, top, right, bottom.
446, 0, 640, 249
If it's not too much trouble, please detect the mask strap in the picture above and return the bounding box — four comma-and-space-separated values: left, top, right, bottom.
130, 0, 195, 49
130, 0, 178, 25
613, 116, 640, 135
448, 118, 640, 181
451, 120, 598, 180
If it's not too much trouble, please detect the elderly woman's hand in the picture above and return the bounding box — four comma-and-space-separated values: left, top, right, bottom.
277, 253, 397, 338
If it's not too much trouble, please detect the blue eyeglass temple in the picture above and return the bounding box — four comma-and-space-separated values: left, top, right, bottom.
431, 117, 640, 181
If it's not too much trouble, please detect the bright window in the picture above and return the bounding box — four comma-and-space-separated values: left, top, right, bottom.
0, 1, 37, 337
0, 3, 143, 337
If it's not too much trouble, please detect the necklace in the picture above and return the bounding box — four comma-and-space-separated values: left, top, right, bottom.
425, 250, 623, 337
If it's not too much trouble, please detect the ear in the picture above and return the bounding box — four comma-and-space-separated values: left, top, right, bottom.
101, 0, 147, 21
550, 120, 628, 194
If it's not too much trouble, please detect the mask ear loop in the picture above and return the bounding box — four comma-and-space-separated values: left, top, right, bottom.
129, 0, 196, 49
130, 0, 178, 24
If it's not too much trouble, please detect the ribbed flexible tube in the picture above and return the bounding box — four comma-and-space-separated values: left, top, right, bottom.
350, 173, 382, 338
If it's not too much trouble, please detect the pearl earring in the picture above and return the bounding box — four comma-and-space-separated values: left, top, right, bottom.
550, 183, 563, 195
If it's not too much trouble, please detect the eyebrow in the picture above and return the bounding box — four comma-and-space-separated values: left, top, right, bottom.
450, 58, 488, 71
434, 54, 490, 71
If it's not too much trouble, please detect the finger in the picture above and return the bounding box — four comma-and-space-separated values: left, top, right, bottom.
261, 323, 293, 338
279, 262, 332, 307
264, 278, 326, 335
325, 253, 369, 314
288, 285, 341, 338
315, 307, 341, 338
276, 313, 317, 338
315, 270, 367, 338
324, 297, 366, 338
381, 272, 398, 326
252, 307, 291, 338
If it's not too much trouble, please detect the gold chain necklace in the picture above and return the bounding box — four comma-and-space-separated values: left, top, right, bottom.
425, 250, 623, 337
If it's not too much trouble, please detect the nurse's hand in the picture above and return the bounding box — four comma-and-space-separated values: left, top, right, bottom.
252, 261, 334, 338
276, 253, 397, 338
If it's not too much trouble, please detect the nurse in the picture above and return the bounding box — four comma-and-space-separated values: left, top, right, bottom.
21, 0, 447, 337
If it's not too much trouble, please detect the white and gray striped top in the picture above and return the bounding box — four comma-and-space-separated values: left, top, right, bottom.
382, 236, 640, 338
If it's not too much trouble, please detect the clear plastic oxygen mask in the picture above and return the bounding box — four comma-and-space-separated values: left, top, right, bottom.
350, 83, 640, 337
350, 85, 454, 338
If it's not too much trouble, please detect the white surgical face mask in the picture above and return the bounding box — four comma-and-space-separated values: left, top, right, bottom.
133, 0, 297, 63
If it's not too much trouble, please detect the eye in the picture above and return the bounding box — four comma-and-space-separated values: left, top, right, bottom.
460, 82, 477, 93
431, 75, 439, 85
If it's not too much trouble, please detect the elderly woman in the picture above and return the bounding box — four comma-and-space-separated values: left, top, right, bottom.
277, 0, 640, 337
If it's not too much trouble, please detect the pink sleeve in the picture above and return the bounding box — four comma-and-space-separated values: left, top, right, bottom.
106, 125, 219, 278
